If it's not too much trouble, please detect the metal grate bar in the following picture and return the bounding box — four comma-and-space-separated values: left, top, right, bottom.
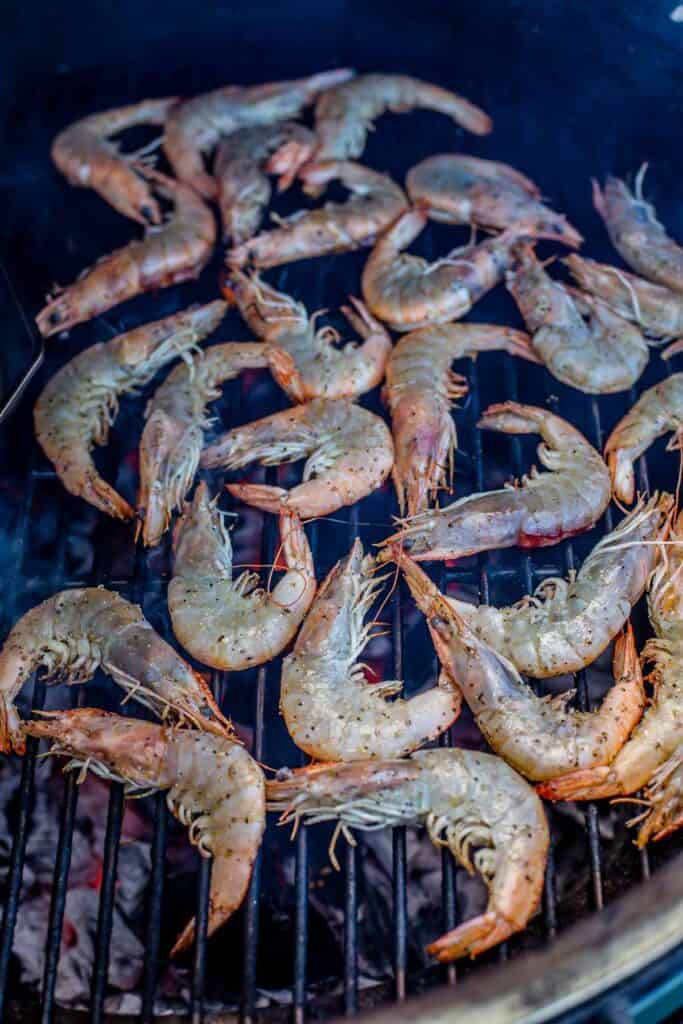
190, 859, 213, 1024
343, 842, 358, 1017
90, 782, 125, 1023
391, 590, 407, 1002
142, 792, 169, 1023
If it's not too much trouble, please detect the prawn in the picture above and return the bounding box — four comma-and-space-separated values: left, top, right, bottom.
36, 169, 216, 337
360, 204, 539, 333
378, 401, 610, 562
24, 709, 264, 956
310, 74, 491, 165
593, 167, 683, 294
539, 511, 683, 814
266, 748, 548, 961
168, 482, 316, 671
0, 587, 230, 756
138, 338, 273, 546
604, 373, 683, 504
506, 243, 649, 393
215, 122, 315, 243
163, 69, 353, 198
223, 269, 391, 402
384, 322, 540, 516
51, 97, 178, 225
280, 538, 460, 761
34, 301, 226, 521
201, 397, 394, 518
406, 154, 582, 248
446, 494, 672, 678
396, 552, 646, 782
227, 161, 407, 268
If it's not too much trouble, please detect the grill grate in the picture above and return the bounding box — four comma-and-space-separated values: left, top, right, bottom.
0, 62, 682, 1024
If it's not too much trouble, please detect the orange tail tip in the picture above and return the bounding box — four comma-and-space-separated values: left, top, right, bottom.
536, 765, 614, 802
426, 911, 512, 962
225, 482, 288, 515
266, 345, 305, 402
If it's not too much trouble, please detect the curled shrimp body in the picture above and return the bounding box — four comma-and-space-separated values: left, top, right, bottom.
0, 588, 230, 756
266, 748, 548, 961
164, 70, 353, 198
138, 339, 272, 546
397, 554, 646, 782
227, 161, 407, 268
201, 398, 394, 518
361, 205, 534, 333
51, 97, 178, 225
36, 170, 216, 337
379, 401, 610, 562
281, 539, 460, 761
447, 494, 672, 678
311, 74, 492, 164
384, 323, 539, 516
406, 154, 582, 248
604, 374, 683, 504
593, 169, 683, 294
539, 513, 683, 813
24, 709, 264, 956
224, 269, 391, 401
565, 254, 683, 341
35, 301, 226, 521
168, 483, 316, 671
506, 245, 649, 394
215, 122, 315, 243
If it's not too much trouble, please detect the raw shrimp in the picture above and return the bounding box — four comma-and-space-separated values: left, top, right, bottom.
138, 339, 273, 546
565, 254, 683, 341
36, 170, 216, 337
164, 69, 353, 198
223, 269, 391, 401
447, 494, 672, 678
24, 709, 264, 955
35, 301, 226, 521
266, 747, 548, 961
406, 154, 582, 248
215, 122, 315, 243
379, 401, 610, 562
506, 244, 649, 393
360, 205, 537, 332
593, 167, 683, 293
384, 323, 540, 516
201, 398, 394, 518
604, 373, 683, 504
396, 553, 646, 782
51, 97, 178, 225
539, 512, 683, 811
168, 482, 316, 671
227, 161, 407, 268
311, 74, 492, 164
281, 538, 460, 760
0, 588, 230, 756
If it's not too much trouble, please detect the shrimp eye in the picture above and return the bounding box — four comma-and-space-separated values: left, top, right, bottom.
140, 204, 153, 221
49, 311, 62, 325
401, 538, 414, 551
430, 615, 449, 632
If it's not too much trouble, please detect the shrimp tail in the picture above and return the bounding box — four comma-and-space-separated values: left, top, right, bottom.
536, 765, 614, 802
170, 852, 255, 956
225, 482, 288, 514
266, 345, 306, 402
427, 911, 513, 962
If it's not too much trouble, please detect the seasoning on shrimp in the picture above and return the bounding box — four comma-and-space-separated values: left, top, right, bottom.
51, 97, 178, 225
227, 161, 407, 269
281, 539, 460, 761
379, 401, 610, 562
396, 552, 646, 782
406, 154, 582, 247
384, 323, 540, 516
267, 748, 548, 961
201, 397, 394, 518
0, 587, 230, 755
168, 483, 316, 671
25, 709, 264, 955
36, 169, 216, 337
223, 269, 391, 402
506, 243, 649, 393
35, 301, 226, 521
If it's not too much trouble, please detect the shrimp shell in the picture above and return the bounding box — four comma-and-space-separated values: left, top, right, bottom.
35, 301, 226, 521
0, 588, 230, 755
24, 709, 264, 956
266, 747, 548, 961
168, 483, 316, 671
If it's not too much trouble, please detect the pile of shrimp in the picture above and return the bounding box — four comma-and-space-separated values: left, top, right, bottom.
12, 67, 683, 978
